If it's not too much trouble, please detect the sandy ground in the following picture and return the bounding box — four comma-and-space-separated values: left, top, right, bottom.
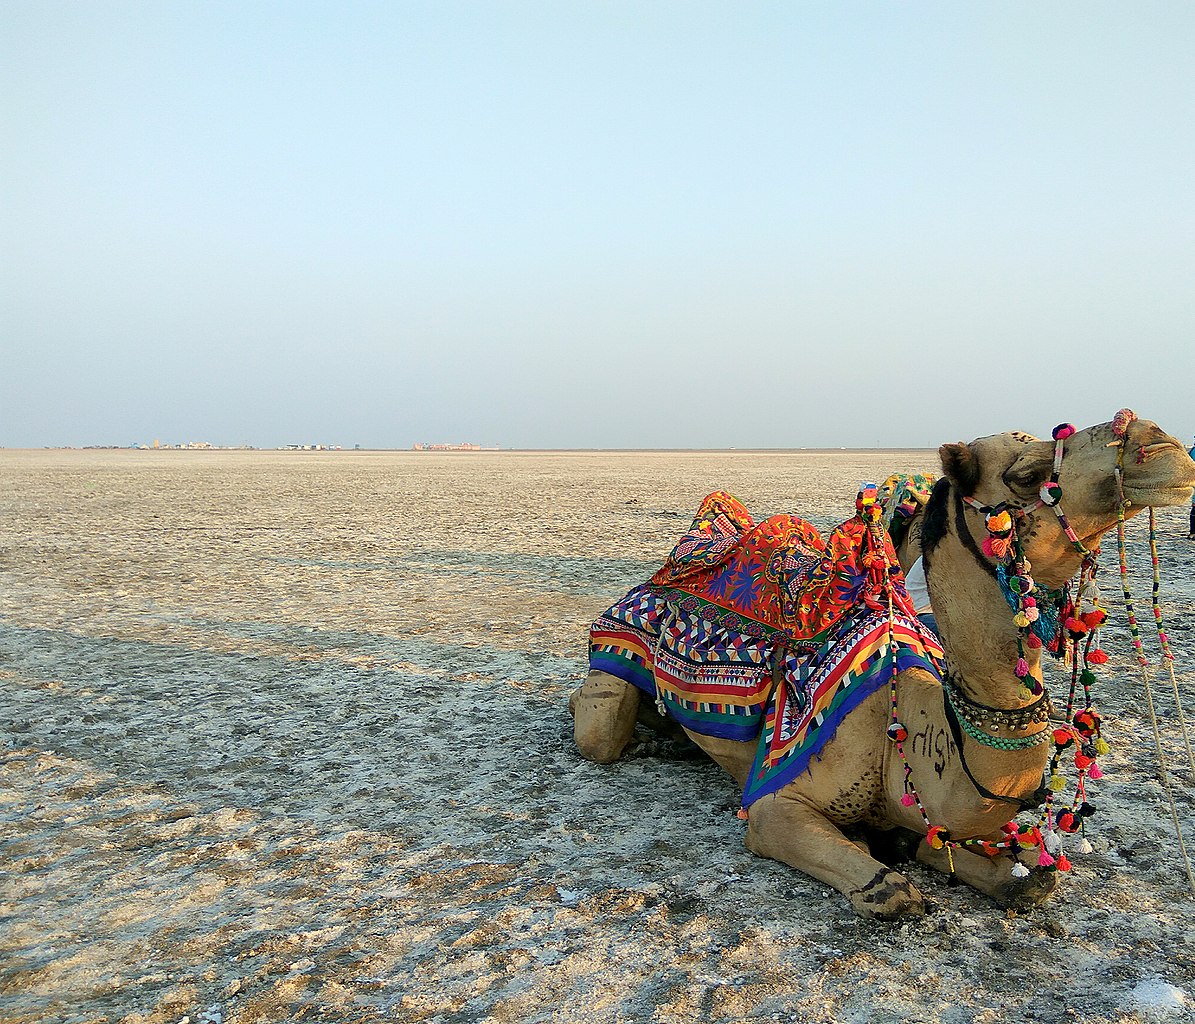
1, 447, 1193, 1024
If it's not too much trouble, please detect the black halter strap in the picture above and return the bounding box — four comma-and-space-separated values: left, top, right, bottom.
941, 688, 1047, 811
952, 484, 999, 580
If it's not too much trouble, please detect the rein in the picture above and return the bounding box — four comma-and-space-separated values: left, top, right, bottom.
940, 686, 1049, 811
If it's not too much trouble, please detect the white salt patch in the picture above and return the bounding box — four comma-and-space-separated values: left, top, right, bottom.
1131, 979, 1188, 1012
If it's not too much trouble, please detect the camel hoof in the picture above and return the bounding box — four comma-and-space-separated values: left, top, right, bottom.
849, 869, 927, 920
994, 867, 1060, 909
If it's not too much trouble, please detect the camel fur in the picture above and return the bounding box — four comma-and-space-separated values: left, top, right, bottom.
572, 415, 1195, 918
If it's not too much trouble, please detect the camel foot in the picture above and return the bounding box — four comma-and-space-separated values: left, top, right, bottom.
917, 843, 1060, 910
745, 795, 928, 920
848, 868, 927, 920
992, 866, 1060, 909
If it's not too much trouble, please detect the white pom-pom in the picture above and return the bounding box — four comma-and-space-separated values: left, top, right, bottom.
1077, 838, 1093, 855
1044, 830, 1062, 855
1011, 862, 1030, 878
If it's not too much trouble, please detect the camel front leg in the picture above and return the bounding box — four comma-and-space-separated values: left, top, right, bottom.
570, 670, 641, 764
746, 794, 927, 920
916, 843, 1059, 908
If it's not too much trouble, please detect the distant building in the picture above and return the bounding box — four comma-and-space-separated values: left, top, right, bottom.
412, 442, 482, 452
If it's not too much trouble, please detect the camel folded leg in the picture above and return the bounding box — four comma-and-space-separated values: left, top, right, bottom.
745, 794, 927, 920
570, 670, 641, 764
917, 843, 1059, 908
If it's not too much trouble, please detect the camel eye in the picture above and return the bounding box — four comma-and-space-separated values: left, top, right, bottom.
1002, 463, 1048, 491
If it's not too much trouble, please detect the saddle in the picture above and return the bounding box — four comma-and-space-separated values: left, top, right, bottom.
589, 487, 944, 807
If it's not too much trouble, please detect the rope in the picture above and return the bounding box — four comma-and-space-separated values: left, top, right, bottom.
1114, 462, 1195, 894
1148, 507, 1195, 771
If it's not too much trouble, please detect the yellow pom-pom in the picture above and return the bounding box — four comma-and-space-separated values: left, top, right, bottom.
1095, 738, 1110, 756
1013, 612, 1031, 628
1049, 775, 1067, 792
989, 510, 1013, 533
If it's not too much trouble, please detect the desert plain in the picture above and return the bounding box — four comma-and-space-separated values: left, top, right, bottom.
1, 447, 1193, 1024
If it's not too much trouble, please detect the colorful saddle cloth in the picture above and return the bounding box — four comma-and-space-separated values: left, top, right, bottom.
588, 489, 945, 808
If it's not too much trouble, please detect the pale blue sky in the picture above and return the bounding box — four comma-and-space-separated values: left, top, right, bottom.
3, 2, 1193, 449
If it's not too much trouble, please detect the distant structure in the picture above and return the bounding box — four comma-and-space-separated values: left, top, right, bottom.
136, 440, 256, 450
412, 442, 482, 451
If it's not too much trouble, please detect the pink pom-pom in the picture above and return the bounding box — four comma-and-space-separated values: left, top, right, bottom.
1037, 851, 1055, 868
1052, 423, 1076, 440
901, 793, 915, 807
982, 537, 996, 558
1111, 408, 1137, 438
1015, 658, 1029, 678
1088, 764, 1103, 780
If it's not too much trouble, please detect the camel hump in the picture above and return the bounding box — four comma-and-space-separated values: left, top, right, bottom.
651, 492, 825, 591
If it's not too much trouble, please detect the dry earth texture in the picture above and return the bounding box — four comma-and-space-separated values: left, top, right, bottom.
1, 448, 1193, 1024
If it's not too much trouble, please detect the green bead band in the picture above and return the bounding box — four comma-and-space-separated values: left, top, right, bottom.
956, 713, 1054, 750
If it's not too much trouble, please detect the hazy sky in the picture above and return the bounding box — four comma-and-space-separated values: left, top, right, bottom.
3, 3, 1193, 449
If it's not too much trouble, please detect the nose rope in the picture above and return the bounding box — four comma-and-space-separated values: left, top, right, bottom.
1146, 508, 1195, 769
1112, 410, 1195, 894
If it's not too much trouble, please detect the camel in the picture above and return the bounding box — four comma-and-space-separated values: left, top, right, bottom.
572, 413, 1195, 918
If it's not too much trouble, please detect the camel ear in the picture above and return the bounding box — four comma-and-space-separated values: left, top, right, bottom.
939, 441, 980, 495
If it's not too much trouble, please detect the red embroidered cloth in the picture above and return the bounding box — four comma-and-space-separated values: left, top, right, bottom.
649, 490, 916, 645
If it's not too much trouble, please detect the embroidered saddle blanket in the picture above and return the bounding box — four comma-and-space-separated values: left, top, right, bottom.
588, 489, 944, 807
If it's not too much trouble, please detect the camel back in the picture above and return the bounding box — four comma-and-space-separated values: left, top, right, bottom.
588, 488, 944, 807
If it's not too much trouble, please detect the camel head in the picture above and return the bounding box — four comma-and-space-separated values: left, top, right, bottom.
939, 413, 1195, 587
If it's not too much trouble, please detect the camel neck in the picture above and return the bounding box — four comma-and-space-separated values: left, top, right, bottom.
923, 484, 1046, 710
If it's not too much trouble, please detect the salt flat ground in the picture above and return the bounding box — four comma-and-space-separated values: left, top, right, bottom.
1, 448, 1193, 1024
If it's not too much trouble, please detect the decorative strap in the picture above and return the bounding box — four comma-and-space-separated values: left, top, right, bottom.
944, 675, 1053, 732
955, 714, 1054, 750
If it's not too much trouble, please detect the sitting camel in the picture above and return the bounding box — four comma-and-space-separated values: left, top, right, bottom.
572, 412, 1195, 918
